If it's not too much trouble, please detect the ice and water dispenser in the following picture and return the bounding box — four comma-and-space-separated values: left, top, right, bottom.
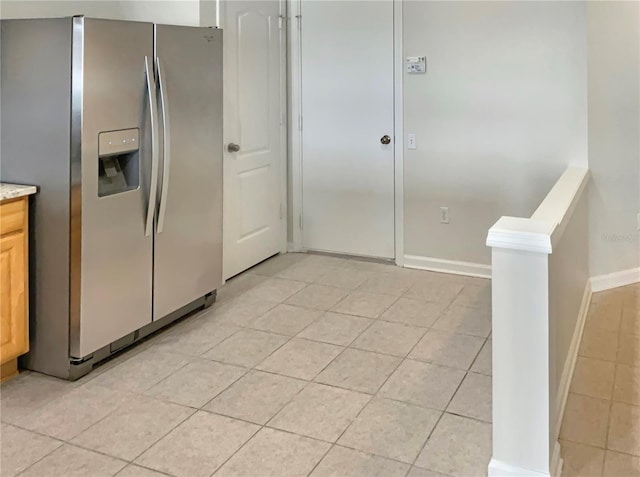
98, 128, 140, 197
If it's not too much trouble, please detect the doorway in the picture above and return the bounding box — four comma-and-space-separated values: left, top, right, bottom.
221, 0, 287, 279
298, 1, 396, 259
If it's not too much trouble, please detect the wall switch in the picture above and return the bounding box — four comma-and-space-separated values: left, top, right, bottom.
407, 133, 417, 150
440, 207, 449, 224
637, 213, 640, 231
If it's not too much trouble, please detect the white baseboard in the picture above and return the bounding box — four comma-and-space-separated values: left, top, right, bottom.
555, 280, 592, 436
488, 459, 553, 477
591, 267, 640, 292
287, 242, 304, 253
551, 442, 564, 477
404, 254, 492, 279
488, 446, 563, 477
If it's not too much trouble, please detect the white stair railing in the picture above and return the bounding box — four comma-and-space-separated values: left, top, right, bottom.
486, 166, 590, 477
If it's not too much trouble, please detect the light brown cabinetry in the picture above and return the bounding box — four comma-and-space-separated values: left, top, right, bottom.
0, 196, 29, 382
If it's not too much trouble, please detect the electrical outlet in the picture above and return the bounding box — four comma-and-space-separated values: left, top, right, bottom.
440, 207, 449, 224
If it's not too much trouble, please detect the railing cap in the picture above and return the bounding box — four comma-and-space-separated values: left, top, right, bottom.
486, 217, 554, 254
486, 166, 589, 255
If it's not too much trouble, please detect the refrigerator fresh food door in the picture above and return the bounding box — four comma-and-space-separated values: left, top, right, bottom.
153, 25, 223, 320
70, 17, 155, 358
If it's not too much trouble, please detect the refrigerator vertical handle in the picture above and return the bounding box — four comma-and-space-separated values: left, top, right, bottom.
144, 56, 159, 237
156, 57, 171, 234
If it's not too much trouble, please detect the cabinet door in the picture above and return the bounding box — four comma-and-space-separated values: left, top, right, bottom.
1, 231, 28, 363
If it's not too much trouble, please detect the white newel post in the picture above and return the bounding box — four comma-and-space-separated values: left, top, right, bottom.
486, 217, 562, 477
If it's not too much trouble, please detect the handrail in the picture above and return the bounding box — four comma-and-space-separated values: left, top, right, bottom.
487, 166, 589, 252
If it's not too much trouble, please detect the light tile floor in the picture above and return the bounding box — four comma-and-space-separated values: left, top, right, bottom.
560, 283, 640, 477
1, 253, 494, 477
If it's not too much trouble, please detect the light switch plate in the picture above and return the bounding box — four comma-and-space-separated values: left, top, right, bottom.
407, 133, 417, 150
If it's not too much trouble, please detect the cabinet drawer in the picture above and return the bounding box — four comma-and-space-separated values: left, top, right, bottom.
0, 198, 26, 235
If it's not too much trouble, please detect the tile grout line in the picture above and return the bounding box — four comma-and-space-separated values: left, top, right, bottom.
467, 336, 490, 374
408, 325, 489, 472
118, 463, 175, 477
303, 442, 335, 477
603, 304, 624, 453
198, 290, 322, 475
12, 431, 66, 477
138, 353, 227, 402
11, 433, 139, 477
261, 273, 452, 474
560, 435, 640, 457
6, 417, 181, 469
205, 420, 263, 477
203, 273, 349, 476
259, 300, 385, 459
560, 292, 640, 474
29, 376, 200, 470
302, 284, 415, 404
312, 288, 469, 472
206, 402, 353, 477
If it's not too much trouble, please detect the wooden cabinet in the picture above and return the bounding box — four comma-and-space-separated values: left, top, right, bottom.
0, 196, 29, 382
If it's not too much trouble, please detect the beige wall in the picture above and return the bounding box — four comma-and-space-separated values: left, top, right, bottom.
4, 0, 638, 278
587, 1, 640, 278
403, 1, 588, 267
549, 189, 589, 406
0, 0, 211, 26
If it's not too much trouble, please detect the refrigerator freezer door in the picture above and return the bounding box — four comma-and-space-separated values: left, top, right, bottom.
70, 18, 155, 358
153, 25, 223, 320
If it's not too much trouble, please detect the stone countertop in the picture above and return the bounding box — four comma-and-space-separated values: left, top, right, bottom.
0, 183, 38, 201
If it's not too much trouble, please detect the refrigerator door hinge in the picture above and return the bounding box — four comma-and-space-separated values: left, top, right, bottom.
299, 213, 303, 230
278, 15, 284, 30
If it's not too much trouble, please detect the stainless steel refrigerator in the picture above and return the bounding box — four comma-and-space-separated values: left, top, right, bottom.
0, 16, 223, 379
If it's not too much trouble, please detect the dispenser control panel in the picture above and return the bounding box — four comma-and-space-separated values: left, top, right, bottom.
98, 128, 139, 157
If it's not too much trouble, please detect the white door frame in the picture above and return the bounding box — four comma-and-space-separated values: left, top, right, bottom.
288, 0, 404, 265
219, 0, 289, 266
393, 0, 404, 266
278, 0, 289, 255
288, 0, 304, 252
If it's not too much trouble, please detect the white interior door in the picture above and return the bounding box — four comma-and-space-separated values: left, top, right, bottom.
223, 0, 286, 279
301, 1, 395, 259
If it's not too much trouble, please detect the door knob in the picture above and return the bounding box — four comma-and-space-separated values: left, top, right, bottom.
380, 135, 391, 145
227, 143, 240, 153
